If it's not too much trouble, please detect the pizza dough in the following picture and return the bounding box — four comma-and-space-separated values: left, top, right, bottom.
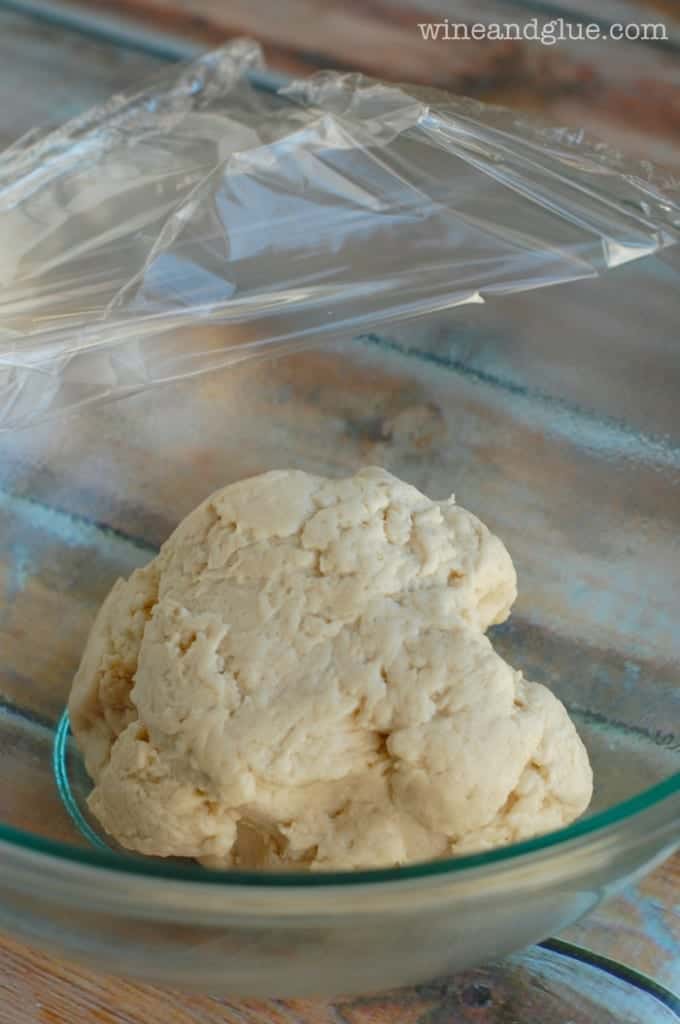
69, 467, 592, 869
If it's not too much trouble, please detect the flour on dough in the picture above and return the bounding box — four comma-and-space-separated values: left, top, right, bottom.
69, 467, 592, 870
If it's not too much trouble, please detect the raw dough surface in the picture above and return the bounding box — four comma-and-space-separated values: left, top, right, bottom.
69, 467, 592, 869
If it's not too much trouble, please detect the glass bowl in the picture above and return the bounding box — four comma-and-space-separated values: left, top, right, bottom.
0, 251, 679, 997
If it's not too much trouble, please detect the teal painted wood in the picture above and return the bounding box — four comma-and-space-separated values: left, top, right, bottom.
0, 3, 676, 1013
0, 8, 161, 148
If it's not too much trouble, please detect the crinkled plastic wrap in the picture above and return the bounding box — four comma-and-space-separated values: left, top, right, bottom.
0, 39, 678, 429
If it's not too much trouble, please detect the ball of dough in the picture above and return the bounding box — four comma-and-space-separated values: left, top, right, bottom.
69, 467, 592, 869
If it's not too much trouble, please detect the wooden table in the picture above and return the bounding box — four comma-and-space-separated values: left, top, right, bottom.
0, 2, 677, 1019
3, 0, 680, 169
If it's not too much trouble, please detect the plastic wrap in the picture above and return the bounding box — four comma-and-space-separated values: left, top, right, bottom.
0, 39, 678, 429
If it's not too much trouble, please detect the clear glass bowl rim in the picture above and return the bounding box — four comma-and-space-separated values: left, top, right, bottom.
0, 707, 677, 890
0, 35, 677, 898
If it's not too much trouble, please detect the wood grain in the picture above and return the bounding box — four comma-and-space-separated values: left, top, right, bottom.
563, 854, 680, 990
0, 3, 677, 1019
0, 336, 678, 1010
48, 0, 680, 171
0, 9, 161, 149
0, 856, 675, 1024
3, 1, 680, 168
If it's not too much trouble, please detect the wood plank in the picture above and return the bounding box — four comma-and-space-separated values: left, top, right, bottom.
2, 1, 680, 169
0, 4, 677, 1014
0, 715, 86, 844
1, 327, 678, 890
0, 9, 161, 149
0, 486, 151, 718
562, 854, 680, 990
43, 0, 680, 171
4, 332, 680, 659
1, 333, 677, 1002
0, 895, 676, 1024
1, 338, 678, 826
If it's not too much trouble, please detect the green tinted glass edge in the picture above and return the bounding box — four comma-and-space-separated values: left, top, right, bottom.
539, 938, 680, 1015
0, 707, 676, 888
0, 0, 677, 891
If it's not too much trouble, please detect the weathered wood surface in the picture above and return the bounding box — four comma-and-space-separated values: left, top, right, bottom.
48, 0, 680, 172
0, 3, 677, 1020
0, 338, 678, 1011
0, 9, 162, 149
1, 899, 678, 1024
3, 1, 680, 168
